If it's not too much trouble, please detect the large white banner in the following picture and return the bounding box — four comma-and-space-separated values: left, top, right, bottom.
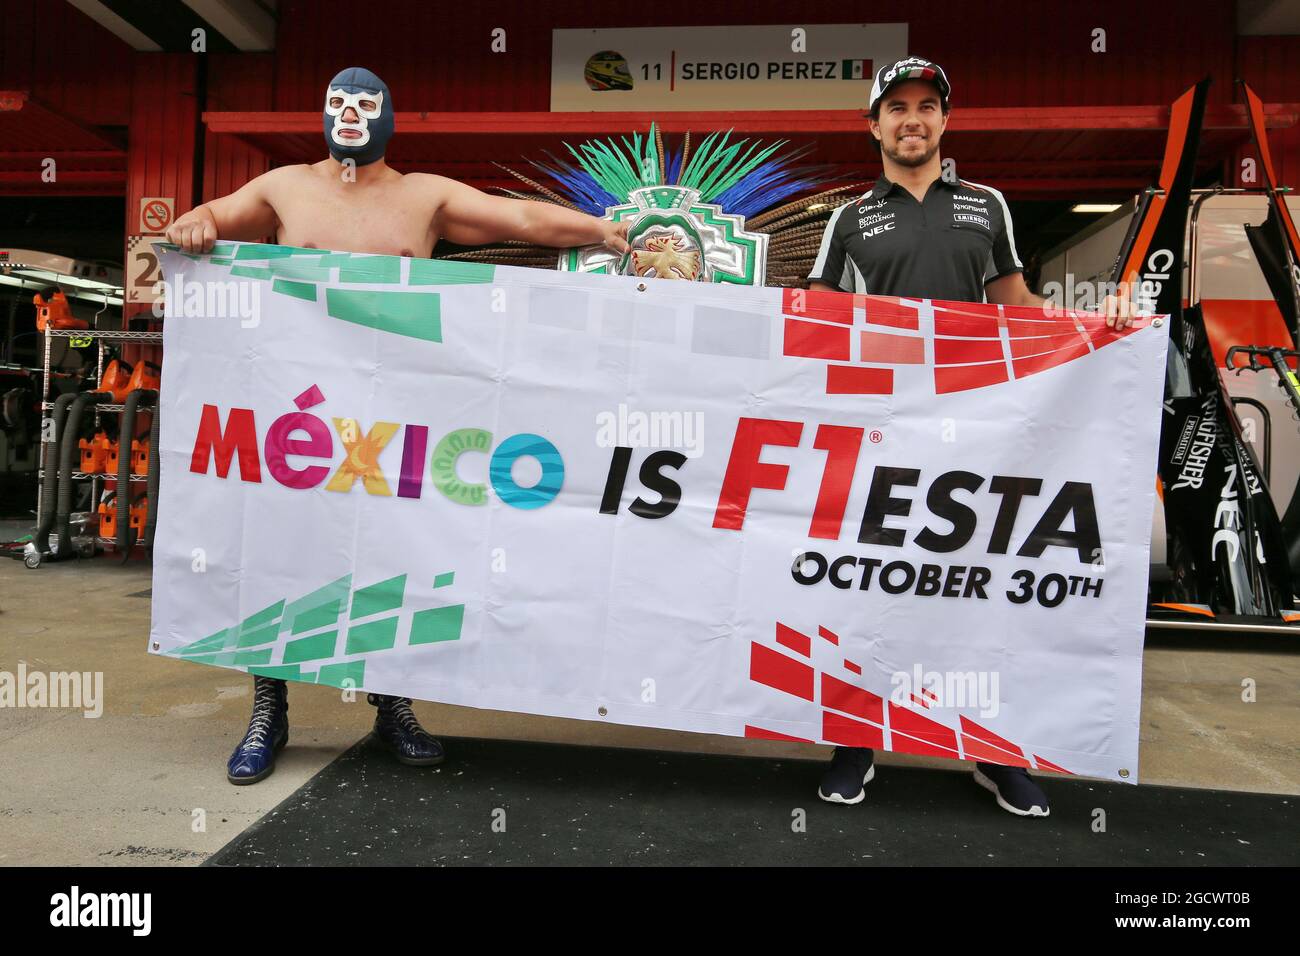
550, 24, 907, 111
149, 243, 1167, 782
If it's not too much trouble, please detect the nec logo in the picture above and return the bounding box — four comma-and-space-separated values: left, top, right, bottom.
862, 222, 896, 238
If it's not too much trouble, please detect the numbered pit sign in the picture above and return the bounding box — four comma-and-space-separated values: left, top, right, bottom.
126, 235, 163, 304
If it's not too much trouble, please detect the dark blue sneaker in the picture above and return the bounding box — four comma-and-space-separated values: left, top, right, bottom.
227, 677, 289, 785
817, 747, 875, 804
369, 694, 445, 766
973, 762, 1050, 817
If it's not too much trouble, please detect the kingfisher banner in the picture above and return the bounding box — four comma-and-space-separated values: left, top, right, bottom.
148, 243, 1167, 782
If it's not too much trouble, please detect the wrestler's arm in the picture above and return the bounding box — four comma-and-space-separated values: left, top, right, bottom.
424, 175, 629, 253
165, 167, 291, 253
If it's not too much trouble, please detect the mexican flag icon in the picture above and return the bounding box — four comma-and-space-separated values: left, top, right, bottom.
841, 59, 870, 80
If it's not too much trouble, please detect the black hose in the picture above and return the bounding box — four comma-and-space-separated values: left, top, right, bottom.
144, 395, 160, 552
33, 393, 78, 553
116, 388, 156, 557
55, 390, 110, 558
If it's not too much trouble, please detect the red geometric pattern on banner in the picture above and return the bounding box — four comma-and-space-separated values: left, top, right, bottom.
1012, 340, 1092, 377
934, 302, 1002, 338
1032, 755, 1073, 774
822, 710, 885, 749
784, 317, 851, 360
860, 330, 925, 364
749, 641, 814, 701
935, 361, 1008, 394
781, 292, 1142, 398
1009, 331, 1090, 357
891, 730, 962, 759
749, 620, 1064, 769
888, 700, 960, 753
822, 673, 884, 723
858, 295, 920, 330
774, 622, 812, 657
962, 734, 1032, 767
934, 336, 1004, 365
959, 714, 1024, 754
826, 364, 893, 395
783, 287, 853, 325
744, 724, 813, 743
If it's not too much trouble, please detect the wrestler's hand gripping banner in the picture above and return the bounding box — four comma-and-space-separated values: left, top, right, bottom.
149, 243, 1167, 782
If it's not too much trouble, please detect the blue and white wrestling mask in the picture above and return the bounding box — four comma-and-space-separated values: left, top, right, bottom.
323, 67, 393, 166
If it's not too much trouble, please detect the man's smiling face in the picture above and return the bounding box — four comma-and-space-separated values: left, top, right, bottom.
871, 79, 949, 168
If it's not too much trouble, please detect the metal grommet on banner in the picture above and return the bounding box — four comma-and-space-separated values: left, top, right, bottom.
1119, 768, 1130, 778
1152, 318, 1163, 328
636, 282, 646, 292
598, 706, 608, 717
151, 642, 160, 651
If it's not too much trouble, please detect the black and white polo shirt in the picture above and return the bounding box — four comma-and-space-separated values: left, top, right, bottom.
807, 175, 1023, 302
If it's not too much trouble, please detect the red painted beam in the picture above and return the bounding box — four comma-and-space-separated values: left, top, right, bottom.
203, 104, 1300, 136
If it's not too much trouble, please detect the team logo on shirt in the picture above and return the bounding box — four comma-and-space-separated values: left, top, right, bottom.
858, 211, 895, 229
953, 194, 989, 204
953, 213, 991, 228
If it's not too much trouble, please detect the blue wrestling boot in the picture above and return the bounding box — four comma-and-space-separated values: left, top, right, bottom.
369, 694, 445, 766
226, 677, 289, 785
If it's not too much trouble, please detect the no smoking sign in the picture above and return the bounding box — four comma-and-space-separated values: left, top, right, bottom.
139, 197, 175, 235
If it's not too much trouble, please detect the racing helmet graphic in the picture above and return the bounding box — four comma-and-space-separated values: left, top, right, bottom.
584, 51, 633, 91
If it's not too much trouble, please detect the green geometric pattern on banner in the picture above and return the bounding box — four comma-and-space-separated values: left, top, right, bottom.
345, 616, 399, 655
339, 256, 400, 284
291, 596, 344, 634
179, 647, 272, 667
410, 605, 464, 644
235, 244, 327, 260
351, 574, 406, 620
165, 241, 504, 343
273, 278, 317, 301
163, 566, 466, 690
243, 600, 286, 631
316, 660, 366, 688
325, 288, 441, 342
177, 628, 235, 657
266, 259, 333, 282
283, 576, 351, 634
408, 259, 495, 285
237, 622, 281, 648
248, 664, 307, 680
230, 265, 273, 280
283, 630, 338, 664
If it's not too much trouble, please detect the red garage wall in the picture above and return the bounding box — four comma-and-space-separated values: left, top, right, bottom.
1238, 35, 1300, 189
269, 0, 1238, 111
1, 0, 1297, 211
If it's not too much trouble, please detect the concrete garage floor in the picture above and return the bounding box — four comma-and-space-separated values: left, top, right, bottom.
1, 534, 1298, 866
